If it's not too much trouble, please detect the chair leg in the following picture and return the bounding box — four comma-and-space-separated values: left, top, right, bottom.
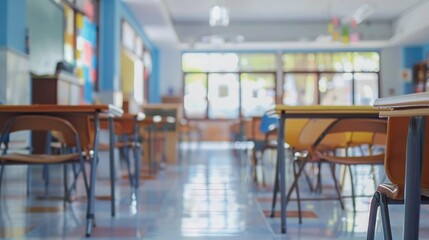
72, 163, 78, 191
26, 166, 31, 196
270, 151, 280, 218
292, 160, 303, 224
124, 147, 134, 188
251, 148, 258, 183
67, 162, 85, 196
63, 164, 69, 205
340, 165, 347, 192
133, 142, 141, 191
0, 164, 4, 195
379, 193, 393, 240
367, 192, 381, 240
329, 163, 344, 209
285, 159, 308, 207
42, 164, 50, 198
315, 162, 322, 193
302, 167, 314, 192
370, 165, 378, 190
259, 148, 267, 188
348, 165, 356, 212
85, 156, 97, 237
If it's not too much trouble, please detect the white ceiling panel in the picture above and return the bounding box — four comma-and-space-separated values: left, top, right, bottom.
123, 0, 429, 46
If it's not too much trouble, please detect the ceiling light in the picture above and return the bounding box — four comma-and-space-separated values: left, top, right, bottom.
341, 4, 375, 25
209, 5, 229, 27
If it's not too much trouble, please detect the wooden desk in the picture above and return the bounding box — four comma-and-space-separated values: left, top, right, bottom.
139, 117, 173, 172
269, 105, 381, 234
141, 104, 180, 164
0, 104, 123, 237
374, 92, 429, 240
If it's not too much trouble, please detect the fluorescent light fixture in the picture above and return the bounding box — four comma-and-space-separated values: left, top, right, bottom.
353, 4, 375, 24
209, 5, 229, 27
341, 4, 375, 25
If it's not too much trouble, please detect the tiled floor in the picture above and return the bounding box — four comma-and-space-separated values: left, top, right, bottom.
1, 142, 429, 239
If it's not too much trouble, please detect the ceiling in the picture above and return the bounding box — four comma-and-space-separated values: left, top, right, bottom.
124, 0, 429, 48
164, 0, 420, 23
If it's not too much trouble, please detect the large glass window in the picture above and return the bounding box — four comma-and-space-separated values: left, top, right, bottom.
283, 73, 318, 105
120, 20, 152, 104
182, 51, 380, 119
184, 74, 207, 118
208, 74, 240, 119
283, 52, 379, 106
241, 73, 276, 117
182, 53, 277, 119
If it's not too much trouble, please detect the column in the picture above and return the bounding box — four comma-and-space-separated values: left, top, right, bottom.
99, 0, 121, 105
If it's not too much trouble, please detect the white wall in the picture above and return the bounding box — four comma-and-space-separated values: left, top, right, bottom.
380, 47, 403, 97
0, 48, 30, 104
158, 42, 182, 96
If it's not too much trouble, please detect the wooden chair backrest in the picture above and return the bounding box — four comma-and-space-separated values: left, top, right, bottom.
0, 115, 79, 147
385, 117, 429, 189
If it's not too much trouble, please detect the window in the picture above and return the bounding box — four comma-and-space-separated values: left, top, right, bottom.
182, 51, 380, 120
120, 20, 152, 104
282, 52, 379, 106
182, 53, 277, 119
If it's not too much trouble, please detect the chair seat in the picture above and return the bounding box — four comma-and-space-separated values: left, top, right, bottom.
317, 152, 385, 165
0, 152, 81, 164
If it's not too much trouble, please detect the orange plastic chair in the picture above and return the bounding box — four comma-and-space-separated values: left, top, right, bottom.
315, 118, 387, 212
279, 118, 340, 223
282, 118, 386, 223
367, 117, 429, 240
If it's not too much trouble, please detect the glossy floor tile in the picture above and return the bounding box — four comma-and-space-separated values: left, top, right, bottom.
1, 142, 429, 239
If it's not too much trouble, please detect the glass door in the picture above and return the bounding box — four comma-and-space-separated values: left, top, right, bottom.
207, 73, 240, 119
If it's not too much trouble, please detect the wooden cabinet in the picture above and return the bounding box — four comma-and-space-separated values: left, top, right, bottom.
31, 72, 83, 153
141, 104, 181, 164
31, 71, 83, 105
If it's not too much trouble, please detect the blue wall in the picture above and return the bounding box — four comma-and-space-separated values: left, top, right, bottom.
0, 0, 26, 53
402, 46, 425, 94
0, 1, 7, 47
99, 0, 121, 92
423, 42, 429, 59
121, 2, 160, 103
150, 49, 160, 103
99, 0, 160, 102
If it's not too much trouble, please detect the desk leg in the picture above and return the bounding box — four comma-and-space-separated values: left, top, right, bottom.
403, 116, 425, 240
86, 113, 100, 237
133, 120, 140, 191
278, 113, 286, 234
109, 117, 116, 217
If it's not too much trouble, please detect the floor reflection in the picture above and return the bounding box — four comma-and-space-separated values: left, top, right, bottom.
1, 142, 429, 239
